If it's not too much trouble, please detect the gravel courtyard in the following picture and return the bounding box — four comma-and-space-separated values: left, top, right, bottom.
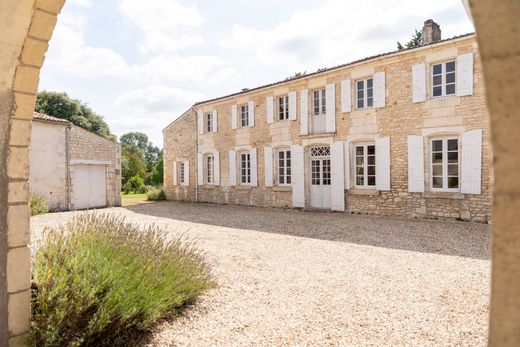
31, 201, 491, 346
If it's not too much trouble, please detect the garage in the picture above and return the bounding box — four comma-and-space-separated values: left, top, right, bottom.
73, 164, 107, 209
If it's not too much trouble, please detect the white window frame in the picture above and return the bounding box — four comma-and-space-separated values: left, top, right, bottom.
205, 153, 215, 184
429, 136, 460, 192
356, 78, 374, 109
276, 148, 291, 186
278, 95, 289, 121
312, 88, 326, 116
205, 112, 213, 133
354, 143, 376, 189
431, 60, 456, 98
179, 162, 185, 185
240, 104, 249, 128
239, 152, 251, 185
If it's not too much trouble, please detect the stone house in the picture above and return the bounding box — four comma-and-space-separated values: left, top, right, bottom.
163, 20, 491, 222
30, 112, 121, 211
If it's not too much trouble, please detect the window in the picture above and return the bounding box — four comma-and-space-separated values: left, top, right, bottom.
240, 104, 249, 127
430, 137, 459, 190
432, 61, 456, 97
356, 78, 373, 109
205, 154, 214, 184
277, 149, 291, 185
313, 88, 326, 115
278, 96, 289, 121
240, 152, 251, 184
179, 162, 185, 184
355, 144, 376, 188
205, 113, 213, 133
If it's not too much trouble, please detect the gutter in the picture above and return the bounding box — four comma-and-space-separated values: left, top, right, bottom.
65, 123, 71, 210
192, 106, 199, 203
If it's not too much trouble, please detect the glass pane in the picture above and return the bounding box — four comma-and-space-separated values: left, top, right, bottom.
367, 166, 375, 175
356, 177, 364, 186
367, 88, 373, 98
357, 99, 364, 109
446, 84, 455, 95
356, 146, 364, 155
433, 86, 442, 97
447, 139, 458, 151
367, 176, 375, 186
448, 177, 459, 188
448, 164, 458, 176
432, 152, 443, 163
433, 64, 442, 75
287, 176, 291, 184
432, 140, 443, 152
356, 167, 364, 175
367, 145, 375, 155
357, 90, 364, 98
446, 61, 455, 72
367, 79, 373, 88
432, 177, 443, 188
432, 164, 442, 176
446, 72, 455, 84
433, 75, 442, 85
357, 80, 364, 90
367, 156, 375, 165
448, 152, 458, 163
367, 97, 373, 107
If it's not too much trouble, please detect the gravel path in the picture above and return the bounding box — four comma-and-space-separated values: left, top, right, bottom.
31, 201, 491, 346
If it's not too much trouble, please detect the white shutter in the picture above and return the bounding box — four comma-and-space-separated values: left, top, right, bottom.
212, 110, 218, 132
231, 105, 238, 129
300, 89, 309, 135
248, 100, 255, 126
266, 96, 274, 124
331, 141, 345, 211
250, 148, 258, 186
461, 129, 482, 194
183, 161, 190, 186
291, 145, 305, 208
228, 150, 236, 186
341, 79, 352, 113
407, 135, 425, 193
288, 91, 297, 120
375, 137, 391, 191
214, 151, 220, 185
173, 161, 178, 186
456, 52, 474, 96
412, 63, 426, 103
344, 142, 351, 189
197, 153, 203, 186
264, 147, 273, 187
373, 72, 386, 108
197, 110, 204, 135
325, 83, 336, 133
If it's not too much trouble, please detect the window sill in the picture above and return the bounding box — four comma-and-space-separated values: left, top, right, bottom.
348, 188, 379, 196
422, 191, 465, 199
201, 184, 217, 189
234, 185, 252, 190
272, 186, 292, 192
300, 132, 335, 139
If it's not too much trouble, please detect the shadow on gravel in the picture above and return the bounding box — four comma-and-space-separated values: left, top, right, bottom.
124, 201, 490, 260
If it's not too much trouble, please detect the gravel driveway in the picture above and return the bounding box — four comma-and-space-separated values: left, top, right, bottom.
31, 201, 490, 346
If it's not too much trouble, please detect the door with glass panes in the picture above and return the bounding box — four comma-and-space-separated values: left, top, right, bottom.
310, 146, 331, 209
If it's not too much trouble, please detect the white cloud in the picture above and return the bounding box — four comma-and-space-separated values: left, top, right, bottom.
118, 0, 204, 53
68, 0, 92, 8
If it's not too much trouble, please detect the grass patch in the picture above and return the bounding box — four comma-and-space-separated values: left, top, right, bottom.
30, 195, 49, 216
31, 214, 213, 347
120, 192, 148, 199
147, 187, 165, 201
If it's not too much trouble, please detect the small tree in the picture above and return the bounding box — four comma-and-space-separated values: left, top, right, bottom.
397, 29, 423, 50
150, 156, 164, 185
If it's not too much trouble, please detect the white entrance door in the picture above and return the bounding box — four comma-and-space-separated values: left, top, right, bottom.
310, 146, 331, 209
74, 164, 107, 209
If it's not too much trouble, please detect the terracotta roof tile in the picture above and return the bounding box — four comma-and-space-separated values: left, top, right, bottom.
33, 112, 70, 124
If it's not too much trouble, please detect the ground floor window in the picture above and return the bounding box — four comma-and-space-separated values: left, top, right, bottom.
277, 148, 291, 185
355, 144, 376, 188
179, 162, 185, 184
310, 146, 331, 186
205, 154, 214, 184
430, 137, 459, 191
240, 152, 251, 184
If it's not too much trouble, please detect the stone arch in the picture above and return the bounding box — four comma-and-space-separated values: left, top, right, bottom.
0, 0, 518, 346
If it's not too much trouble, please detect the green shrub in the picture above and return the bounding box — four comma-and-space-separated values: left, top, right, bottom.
136, 184, 151, 194
147, 186, 165, 201
30, 195, 49, 216
123, 175, 145, 194
31, 214, 212, 347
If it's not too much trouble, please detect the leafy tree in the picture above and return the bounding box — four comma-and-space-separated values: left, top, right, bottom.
120, 132, 162, 186
397, 29, 423, 51
150, 156, 164, 185
35, 91, 116, 140
121, 148, 147, 185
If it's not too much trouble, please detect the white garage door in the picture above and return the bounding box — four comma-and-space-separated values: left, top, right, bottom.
74, 164, 107, 210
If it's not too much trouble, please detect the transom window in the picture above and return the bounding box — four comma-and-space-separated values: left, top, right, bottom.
179, 162, 185, 184
240, 152, 251, 184
356, 78, 373, 109
310, 146, 330, 157
431, 137, 459, 190
277, 149, 291, 185
205, 154, 214, 184
313, 88, 326, 116
205, 113, 213, 133
240, 104, 249, 127
355, 144, 376, 188
278, 96, 289, 121
432, 61, 456, 97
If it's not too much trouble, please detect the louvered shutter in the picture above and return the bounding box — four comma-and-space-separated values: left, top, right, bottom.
250, 148, 258, 186
344, 142, 351, 189
197, 110, 204, 134
288, 91, 297, 120
291, 145, 305, 207
300, 89, 309, 135
231, 105, 238, 129
341, 79, 352, 113
331, 141, 345, 211
212, 110, 218, 132
325, 83, 336, 133
173, 161, 177, 186
461, 129, 482, 194
456, 53, 474, 96
248, 100, 255, 126
197, 153, 203, 186
183, 161, 190, 186
228, 150, 236, 186
266, 96, 274, 124
264, 147, 273, 187
373, 72, 386, 108
375, 137, 391, 191
412, 63, 426, 103
407, 135, 425, 192
214, 151, 220, 185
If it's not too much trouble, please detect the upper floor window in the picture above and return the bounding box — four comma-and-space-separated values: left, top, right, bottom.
205, 154, 214, 184
179, 162, 185, 184
356, 78, 373, 109
313, 88, 326, 116
205, 113, 213, 133
355, 144, 376, 188
277, 148, 291, 186
240, 152, 251, 184
240, 104, 249, 127
430, 137, 459, 191
278, 96, 289, 121
432, 61, 456, 97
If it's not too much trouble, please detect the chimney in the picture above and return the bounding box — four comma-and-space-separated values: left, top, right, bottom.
422, 19, 441, 45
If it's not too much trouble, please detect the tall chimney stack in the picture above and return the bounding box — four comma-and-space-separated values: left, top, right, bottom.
422, 19, 441, 45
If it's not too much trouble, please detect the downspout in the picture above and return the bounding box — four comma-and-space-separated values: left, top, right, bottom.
65, 123, 71, 210
192, 106, 199, 203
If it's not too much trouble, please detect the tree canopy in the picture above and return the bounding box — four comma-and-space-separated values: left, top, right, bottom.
119, 131, 162, 186
397, 29, 423, 51
35, 91, 116, 140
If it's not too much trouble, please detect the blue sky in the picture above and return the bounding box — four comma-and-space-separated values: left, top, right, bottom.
39, 0, 473, 147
